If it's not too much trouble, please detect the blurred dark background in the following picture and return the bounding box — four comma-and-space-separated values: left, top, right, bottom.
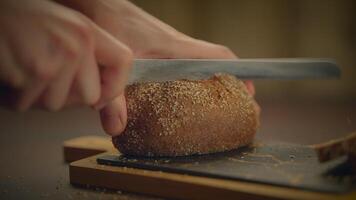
133, 0, 356, 102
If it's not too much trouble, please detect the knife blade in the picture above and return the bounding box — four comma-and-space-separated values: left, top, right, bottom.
129, 58, 340, 83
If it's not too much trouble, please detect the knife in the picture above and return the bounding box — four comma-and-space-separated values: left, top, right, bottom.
129, 58, 340, 83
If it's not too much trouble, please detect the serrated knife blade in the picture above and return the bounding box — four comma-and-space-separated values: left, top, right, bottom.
129, 58, 340, 83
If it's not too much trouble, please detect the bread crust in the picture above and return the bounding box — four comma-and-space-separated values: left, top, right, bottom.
113, 74, 259, 157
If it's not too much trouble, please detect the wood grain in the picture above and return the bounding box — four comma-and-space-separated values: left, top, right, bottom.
65, 136, 355, 200
70, 152, 355, 200
63, 136, 116, 162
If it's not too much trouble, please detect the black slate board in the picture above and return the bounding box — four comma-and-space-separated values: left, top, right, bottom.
97, 142, 355, 193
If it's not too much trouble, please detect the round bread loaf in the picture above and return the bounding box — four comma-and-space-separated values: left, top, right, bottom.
113, 74, 259, 157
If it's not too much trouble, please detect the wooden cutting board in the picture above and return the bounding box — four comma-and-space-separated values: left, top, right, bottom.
64, 136, 355, 200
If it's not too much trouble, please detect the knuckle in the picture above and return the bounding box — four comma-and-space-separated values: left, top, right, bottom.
48, 31, 81, 63
62, 46, 81, 62
72, 16, 94, 47
119, 47, 134, 68
216, 45, 235, 56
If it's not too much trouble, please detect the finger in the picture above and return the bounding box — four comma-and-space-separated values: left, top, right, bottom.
38, 19, 89, 109
16, 49, 61, 111
7, 27, 62, 111
62, 81, 81, 107
17, 78, 49, 111
100, 94, 127, 136
40, 58, 79, 111
0, 41, 26, 88
75, 51, 101, 106
92, 25, 133, 110
8, 24, 62, 89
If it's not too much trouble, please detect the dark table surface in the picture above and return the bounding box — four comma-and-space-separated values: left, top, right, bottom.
0, 99, 355, 200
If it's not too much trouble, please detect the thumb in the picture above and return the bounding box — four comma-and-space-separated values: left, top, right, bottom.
99, 94, 127, 136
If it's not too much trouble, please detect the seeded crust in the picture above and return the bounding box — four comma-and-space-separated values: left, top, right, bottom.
113, 74, 260, 157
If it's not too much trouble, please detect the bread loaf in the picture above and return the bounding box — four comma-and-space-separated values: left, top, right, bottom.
113, 74, 259, 157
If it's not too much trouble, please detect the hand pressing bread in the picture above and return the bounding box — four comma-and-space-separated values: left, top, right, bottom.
113, 74, 259, 157
0, 0, 257, 143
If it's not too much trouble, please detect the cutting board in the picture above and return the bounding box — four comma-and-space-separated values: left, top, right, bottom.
64, 136, 355, 200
